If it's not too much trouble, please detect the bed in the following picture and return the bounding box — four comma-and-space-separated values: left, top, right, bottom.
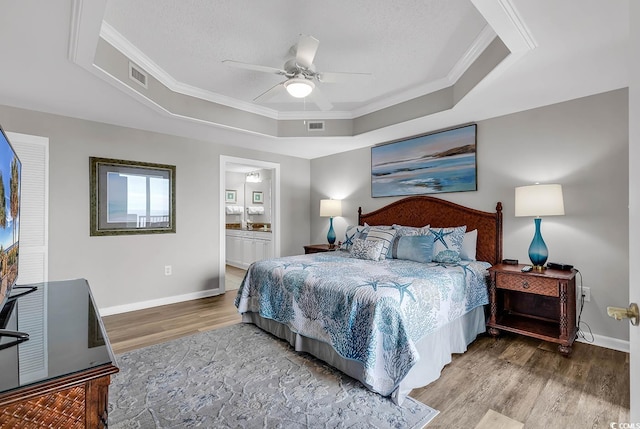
235, 196, 503, 404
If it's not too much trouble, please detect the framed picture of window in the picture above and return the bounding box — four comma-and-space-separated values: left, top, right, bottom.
225, 189, 237, 203
89, 157, 176, 236
252, 191, 263, 204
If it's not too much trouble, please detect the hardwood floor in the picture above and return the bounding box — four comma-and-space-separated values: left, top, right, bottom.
412, 334, 630, 428
102, 291, 241, 354
103, 269, 630, 428
225, 264, 246, 291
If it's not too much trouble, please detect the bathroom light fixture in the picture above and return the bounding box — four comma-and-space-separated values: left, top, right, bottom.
284, 77, 314, 98
319, 199, 342, 247
245, 171, 261, 183
515, 184, 565, 270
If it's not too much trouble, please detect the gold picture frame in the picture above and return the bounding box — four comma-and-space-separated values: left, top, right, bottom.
89, 157, 176, 236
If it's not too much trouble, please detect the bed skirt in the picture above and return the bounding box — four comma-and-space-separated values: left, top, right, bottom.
241, 306, 486, 405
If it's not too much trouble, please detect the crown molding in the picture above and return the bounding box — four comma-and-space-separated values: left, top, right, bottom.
350, 25, 498, 119
497, 0, 538, 51
471, 0, 537, 53
99, 19, 498, 122
99, 22, 287, 120
69, 2, 508, 138
448, 25, 498, 84
67, 0, 83, 63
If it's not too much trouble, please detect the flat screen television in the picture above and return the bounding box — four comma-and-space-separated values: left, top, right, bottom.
0, 125, 21, 317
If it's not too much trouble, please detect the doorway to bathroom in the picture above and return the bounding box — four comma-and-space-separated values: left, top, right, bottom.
219, 156, 280, 293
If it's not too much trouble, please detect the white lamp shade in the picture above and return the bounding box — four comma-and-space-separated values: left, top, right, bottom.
515, 184, 565, 217
284, 78, 314, 98
320, 199, 342, 217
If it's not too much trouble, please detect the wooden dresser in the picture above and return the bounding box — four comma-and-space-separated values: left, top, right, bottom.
0, 279, 118, 428
487, 264, 578, 355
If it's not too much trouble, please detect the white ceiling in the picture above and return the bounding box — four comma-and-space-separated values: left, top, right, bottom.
0, 0, 629, 159
103, 0, 488, 113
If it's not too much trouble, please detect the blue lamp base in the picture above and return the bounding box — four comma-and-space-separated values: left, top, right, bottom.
528, 217, 549, 270
327, 217, 336, 246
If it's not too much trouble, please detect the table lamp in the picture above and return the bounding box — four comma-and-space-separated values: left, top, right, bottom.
320, 199, 342, 247
515, 184, 565, 270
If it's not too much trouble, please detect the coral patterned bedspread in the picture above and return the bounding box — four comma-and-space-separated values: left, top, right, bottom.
235, 251, 490, 396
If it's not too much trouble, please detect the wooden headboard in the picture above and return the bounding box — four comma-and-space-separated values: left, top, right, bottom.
358, 196, 503, 265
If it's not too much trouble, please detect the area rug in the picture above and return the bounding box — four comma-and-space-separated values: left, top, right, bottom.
109, 323, 439, 428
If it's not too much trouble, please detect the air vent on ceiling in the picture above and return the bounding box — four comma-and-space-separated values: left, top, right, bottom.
307, 121, 325, 132
128, 62, 148, 89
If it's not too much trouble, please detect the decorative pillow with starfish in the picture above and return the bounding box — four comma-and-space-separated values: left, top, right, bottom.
340, 225, 369, 250
429, 226, 467, 264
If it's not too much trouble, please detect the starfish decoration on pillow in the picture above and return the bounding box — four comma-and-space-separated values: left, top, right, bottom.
430, 228, 453, 248
343, 231, 357, 247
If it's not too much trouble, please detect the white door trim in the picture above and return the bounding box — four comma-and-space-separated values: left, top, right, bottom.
219, 155, 280, 293
629, 1, 638, 419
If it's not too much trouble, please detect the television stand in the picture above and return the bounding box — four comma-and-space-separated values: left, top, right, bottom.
0, 279, 118, 428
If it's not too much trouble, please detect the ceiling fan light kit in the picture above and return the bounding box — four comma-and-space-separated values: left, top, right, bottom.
284, 77, 314, 98
223, 34, 372, 111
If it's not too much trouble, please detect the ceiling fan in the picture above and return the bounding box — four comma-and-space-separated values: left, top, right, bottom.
222, 34, 373, 111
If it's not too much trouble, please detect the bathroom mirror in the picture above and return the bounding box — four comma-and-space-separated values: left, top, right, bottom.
225, 168, 272, 231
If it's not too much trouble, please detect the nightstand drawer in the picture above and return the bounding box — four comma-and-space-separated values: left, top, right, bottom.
495, 272, 558, 297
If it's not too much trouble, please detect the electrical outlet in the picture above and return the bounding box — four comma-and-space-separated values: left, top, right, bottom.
581, 286, 591, 302
164, 265, 172, 276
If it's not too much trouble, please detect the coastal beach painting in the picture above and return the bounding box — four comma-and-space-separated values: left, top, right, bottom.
371, 124, 477, 197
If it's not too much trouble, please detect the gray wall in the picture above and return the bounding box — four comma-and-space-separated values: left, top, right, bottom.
0, 105, 310, 309
311, 89, 629, 342
0, 89, 629, 343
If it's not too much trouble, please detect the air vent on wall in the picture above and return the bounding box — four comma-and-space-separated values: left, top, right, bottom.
307, 121, 325, 132
128, 62, 148, 89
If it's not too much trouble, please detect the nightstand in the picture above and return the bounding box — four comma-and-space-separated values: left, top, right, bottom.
303, 244, 339, 254
487, 264, 578, 355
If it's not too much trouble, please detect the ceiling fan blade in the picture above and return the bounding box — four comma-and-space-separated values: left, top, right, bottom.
318, 71, 374, 83
253, 82, 285, 102
309, 87, 333, 111
222, 60, 286, 75
295, 34, 319, 69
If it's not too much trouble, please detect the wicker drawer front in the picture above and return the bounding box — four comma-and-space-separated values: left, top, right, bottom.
0, 385, 85, 428
496, 273, 558, 297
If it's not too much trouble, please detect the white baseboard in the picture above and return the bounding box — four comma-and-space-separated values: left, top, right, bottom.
577, 333, 629, 353
98, 288, 222, 317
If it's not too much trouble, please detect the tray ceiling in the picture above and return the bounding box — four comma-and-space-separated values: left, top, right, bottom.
0, 0, 629, 158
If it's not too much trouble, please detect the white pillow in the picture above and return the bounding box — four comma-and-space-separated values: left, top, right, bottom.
365, 227, 397, 260
460, 229, 478, 261
350, 238, 384, 261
